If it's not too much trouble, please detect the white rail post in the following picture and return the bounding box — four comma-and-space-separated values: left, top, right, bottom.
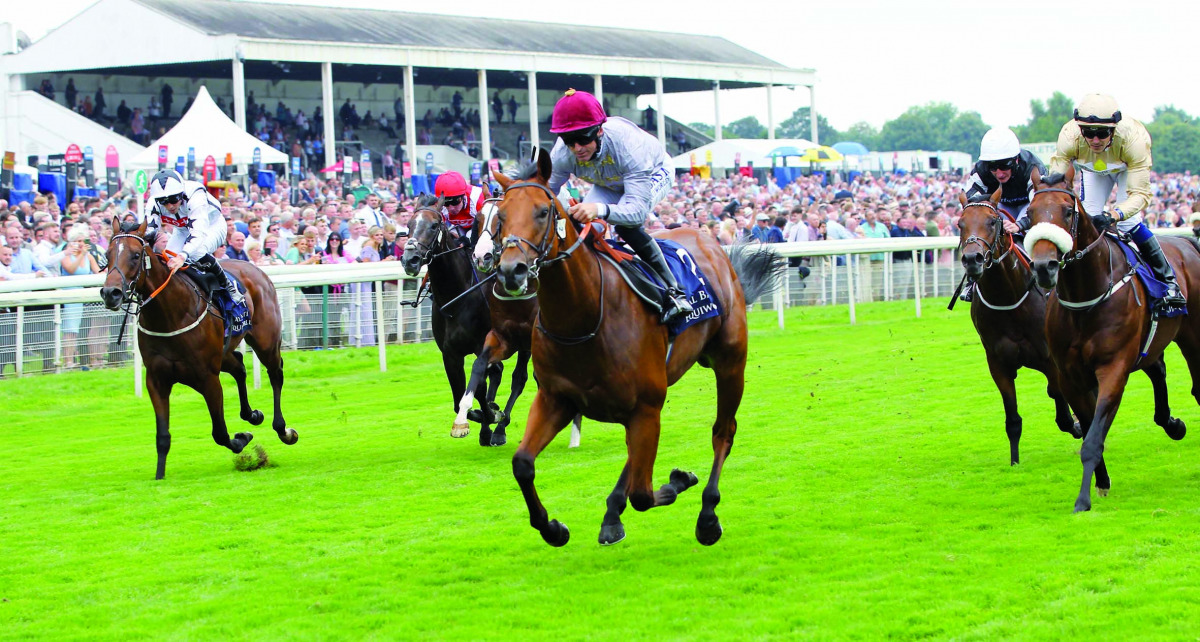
829, 257, 837, 305
913, 256, 922, 318
846, 254, 856, 325
252, 350, 261, 390
375, 280, 387, 372
398, 282, 407, 344
15, 306, 24, 377
132, 325, 143, 397
53, 304, 62, 372
774, 272, 785, 329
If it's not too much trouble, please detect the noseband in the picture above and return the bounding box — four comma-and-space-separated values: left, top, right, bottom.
406, 207, 461, 266
109, 233, 156, 315
1030, 187, 1106, 267
961, 201, 1011, 270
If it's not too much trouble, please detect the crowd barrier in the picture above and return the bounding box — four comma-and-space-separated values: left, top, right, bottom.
3, 228, 1194, 390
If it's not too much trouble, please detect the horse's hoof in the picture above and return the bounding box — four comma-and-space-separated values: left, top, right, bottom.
1069, 421, 1083, 439
542, 520, 570, 547
486, 401, 502, 422
478, 426, 493, 447
696, 515, 723, 546
1165, 417, 1187, 441
451, 422, 470, 438
246, 410, 265, 426
466, 408, 484, 424
598, 523, 625, 546
670, 468, 700, 489
1073, 499, 1092, 513
281, 428, 299, 445
1097, 486, 1110, 497
489, 430, 507, 447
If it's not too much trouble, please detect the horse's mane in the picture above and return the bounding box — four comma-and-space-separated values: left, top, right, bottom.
415, 193, 440, 209
966, 194, 992, 205
119, 220, 140, 233
508, 161, 540, 182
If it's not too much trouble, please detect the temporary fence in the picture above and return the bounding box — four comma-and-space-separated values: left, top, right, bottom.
3, 228, 1193, 387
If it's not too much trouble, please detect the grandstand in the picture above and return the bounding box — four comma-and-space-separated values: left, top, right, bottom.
0, 0, 816, 179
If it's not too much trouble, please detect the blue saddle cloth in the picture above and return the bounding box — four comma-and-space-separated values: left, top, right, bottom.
215, 272, 252, 338
1114, 237, 1187, 318
600, 237, 723, 336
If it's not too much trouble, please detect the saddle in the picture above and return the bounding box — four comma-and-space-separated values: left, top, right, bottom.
582, 224, 721, 335
1110, 233, 1187, 319
175, 257, 252, 337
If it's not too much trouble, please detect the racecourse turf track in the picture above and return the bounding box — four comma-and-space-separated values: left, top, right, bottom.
3, 300, 1200, 640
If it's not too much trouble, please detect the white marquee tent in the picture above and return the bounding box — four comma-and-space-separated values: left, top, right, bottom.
671, 138, 816, 171
128, 86, 288, 170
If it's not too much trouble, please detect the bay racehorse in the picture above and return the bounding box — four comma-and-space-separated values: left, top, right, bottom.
1026, 166, 1200, 511
99, 220, 297, 479
956, 189, 1081, 465
400, 195, 504, 442
493, 151, 785, 546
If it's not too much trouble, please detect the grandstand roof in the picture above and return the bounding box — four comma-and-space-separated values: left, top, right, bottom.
2, 0, 814, 89
138, 0, 788, 70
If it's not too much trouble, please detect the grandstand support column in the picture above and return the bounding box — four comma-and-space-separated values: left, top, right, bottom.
713, 81, 722, 142
527, 71, 539, 151
766, 84, 775, 141
232, 54, 246, 133
403, 65, 417, 174
809, 84, 819, 145
477, 69, 491, 162
655, 76, 666, 146
593, 74, 603, 106
321, 62, 336, 171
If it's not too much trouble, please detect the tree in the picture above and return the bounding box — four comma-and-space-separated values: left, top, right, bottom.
1147, 105, 1200, 174
1013, 91, 1074, 143
688, 122, 715, 138
943, 111, 990, 155
841, 121, 880, 151
723, 116, 767, 139
773, 107, 839, 144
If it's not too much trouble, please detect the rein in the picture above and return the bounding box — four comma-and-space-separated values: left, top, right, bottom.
500, 181, 606, 344
110, 233, 217, 340
959, 201, 1035, 310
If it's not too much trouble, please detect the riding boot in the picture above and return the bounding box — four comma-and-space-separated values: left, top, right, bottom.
617, 225, 693, 323
1136, 234, 1187, 307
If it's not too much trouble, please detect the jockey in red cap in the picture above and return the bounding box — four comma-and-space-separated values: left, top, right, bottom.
435, 171, 488, 247
544, 88, 691, 323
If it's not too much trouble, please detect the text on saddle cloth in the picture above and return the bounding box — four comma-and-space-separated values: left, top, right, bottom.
592, 236, 722, 336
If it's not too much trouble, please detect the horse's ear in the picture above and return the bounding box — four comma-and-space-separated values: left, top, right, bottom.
137, 219, 148, 237
1064, 164, 1075, 190
958, 192, 968, 207
493, 169, 511, 190
111, 216, 121, 235
1030, 165, 1043, 190
989, 188, 1003, 205
536, 147, 552, 183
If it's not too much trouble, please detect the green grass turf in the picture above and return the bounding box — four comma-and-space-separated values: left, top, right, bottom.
3, 300, 1200, 640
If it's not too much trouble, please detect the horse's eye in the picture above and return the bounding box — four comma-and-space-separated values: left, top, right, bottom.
537, 206, 550, 219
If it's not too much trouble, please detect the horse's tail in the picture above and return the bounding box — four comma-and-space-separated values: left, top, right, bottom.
728, 241, 787, 305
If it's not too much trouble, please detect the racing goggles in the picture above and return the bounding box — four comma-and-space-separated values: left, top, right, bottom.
442, 195, 464, 207
156, 194, 184, 205
561, 125, 602, 148
1080, 126, 1114, 140
986, 157, 1019, 172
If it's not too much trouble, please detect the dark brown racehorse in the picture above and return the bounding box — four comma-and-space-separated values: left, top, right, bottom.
1026, 166, 1200, 511
492, 151, 785, 546
957, 189, 1081, 465
400, 196, 503, 443
100, 220, 297, 479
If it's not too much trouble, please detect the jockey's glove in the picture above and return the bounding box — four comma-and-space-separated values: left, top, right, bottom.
1092, 210, 1116, 231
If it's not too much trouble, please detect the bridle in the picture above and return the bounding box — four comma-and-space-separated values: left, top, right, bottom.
1032, 187, 1106, 267
406, 206, 463, 267
960, 200, 1036, 310
497, 181, 605, 344
1031, 186, 1135, 313
108, 232, 215, 340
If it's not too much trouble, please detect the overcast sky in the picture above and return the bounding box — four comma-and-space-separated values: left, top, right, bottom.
9, 0, 1194, 136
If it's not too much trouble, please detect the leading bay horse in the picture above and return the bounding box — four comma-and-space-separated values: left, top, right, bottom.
493, 150, 785, 546
1026, 166, 1200, 511
100, 220, 297, 479
957, 189, 1081, 465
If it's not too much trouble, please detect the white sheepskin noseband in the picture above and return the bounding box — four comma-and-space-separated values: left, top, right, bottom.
1024, 222, 1074, 256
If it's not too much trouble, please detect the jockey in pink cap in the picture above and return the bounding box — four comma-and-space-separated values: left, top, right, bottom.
543, 89, 691, 322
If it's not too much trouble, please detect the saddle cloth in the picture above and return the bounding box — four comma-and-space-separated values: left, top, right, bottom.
1112, 235, 1187, 318
593, 236, 722, 336
179, 263, 252, 337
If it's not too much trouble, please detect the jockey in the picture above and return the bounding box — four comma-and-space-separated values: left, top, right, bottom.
434, 171, 487, 247
959, 128, 1045, 302
1048, 93, 1185, 307
963, 127, 1047, 228
544, 88, 692, 323
145, 169, 244, 305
